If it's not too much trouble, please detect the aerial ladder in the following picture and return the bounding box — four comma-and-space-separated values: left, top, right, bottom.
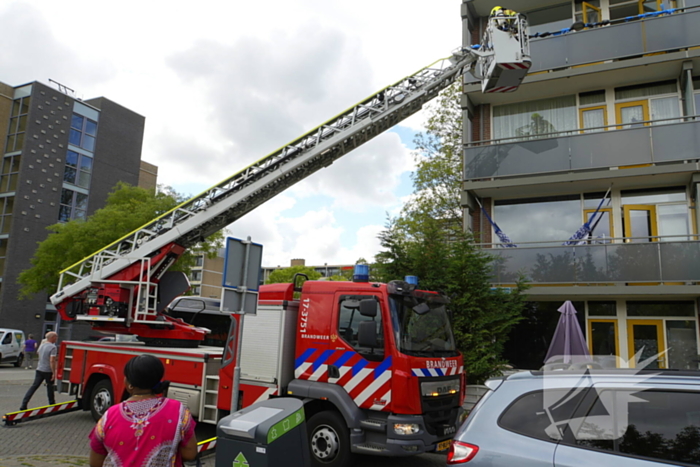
50, 15, 531, 345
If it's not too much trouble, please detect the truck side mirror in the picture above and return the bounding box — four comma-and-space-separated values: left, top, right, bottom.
359, 299, 377, 318
358, 321, 378, 348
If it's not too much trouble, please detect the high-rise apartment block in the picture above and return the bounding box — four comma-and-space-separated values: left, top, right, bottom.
0, 80, 146, 338
461, 1, 700, 369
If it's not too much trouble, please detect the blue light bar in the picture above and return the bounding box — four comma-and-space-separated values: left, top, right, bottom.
353, 264, 369, 282
405, 275, 418, 285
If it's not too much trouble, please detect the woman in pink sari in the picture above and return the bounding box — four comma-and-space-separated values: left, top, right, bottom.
89, 354, 198, 467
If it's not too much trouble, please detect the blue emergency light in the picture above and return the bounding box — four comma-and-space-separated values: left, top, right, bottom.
405, 275, 419, 285
353, 264, 369, 282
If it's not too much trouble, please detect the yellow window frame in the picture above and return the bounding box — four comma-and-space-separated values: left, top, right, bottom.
638, 0, 675, 13
582, 2, 602, 23
626, 319, 666, 368
579, 105, 608, 133
584, 207, 613, 238
623, 204, 658, 242
615, 100, 650, 129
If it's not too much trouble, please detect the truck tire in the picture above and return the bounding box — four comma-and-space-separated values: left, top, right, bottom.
90, 380, 113, 421
13, 353, 23, 368
307, 411, 352, 467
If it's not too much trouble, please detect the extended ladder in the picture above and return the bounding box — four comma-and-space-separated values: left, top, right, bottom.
51, 24, 530, 334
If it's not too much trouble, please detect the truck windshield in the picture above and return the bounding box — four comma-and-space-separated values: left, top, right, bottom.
389, 293, 458, 357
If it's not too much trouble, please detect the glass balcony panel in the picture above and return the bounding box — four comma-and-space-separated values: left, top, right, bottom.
659, 242, 700, 281
486, 241, 697, 284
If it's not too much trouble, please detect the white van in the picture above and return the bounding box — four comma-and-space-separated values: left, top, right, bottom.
0, 328, 25, 367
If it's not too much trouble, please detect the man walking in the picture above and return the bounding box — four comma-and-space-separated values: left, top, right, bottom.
22, 334, 37, 369
19, 331, 58, 410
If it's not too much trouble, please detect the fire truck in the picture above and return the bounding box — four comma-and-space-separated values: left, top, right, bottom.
47, 15, 530, 467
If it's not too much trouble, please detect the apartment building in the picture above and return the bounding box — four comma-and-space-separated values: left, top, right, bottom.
461, 0, 700, 370
0, 80, 146, 339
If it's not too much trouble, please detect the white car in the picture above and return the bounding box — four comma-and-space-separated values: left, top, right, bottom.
0, 328, 25, 367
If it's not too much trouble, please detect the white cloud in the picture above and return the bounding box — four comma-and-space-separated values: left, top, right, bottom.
1, 0, 462, 266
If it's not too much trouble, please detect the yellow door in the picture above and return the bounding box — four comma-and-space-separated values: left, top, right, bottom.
623, 205, 658, 242
627, 319, 666, 368
588, 319, 619, 366
580, 106, 607, 133
616, 100, 650, 129
584, 208, 613, 241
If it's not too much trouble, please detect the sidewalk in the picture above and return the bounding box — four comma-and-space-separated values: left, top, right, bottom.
0, 455, 215, 466
0, 455, 89, 467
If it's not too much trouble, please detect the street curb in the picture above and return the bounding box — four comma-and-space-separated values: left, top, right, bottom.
0, 455, 89, 466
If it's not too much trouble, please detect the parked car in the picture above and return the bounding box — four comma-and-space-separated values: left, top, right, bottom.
0, 328, 25, 367
448, 369, 700, 466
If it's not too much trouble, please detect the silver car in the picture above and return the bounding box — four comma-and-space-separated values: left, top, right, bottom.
448, 369, 700, 466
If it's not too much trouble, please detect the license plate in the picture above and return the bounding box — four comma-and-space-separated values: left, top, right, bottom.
437, 440, 452, 452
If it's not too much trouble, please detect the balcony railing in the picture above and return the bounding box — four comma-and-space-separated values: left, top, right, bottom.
466, 6, 700, 84
484, 236, 700, 285
464, 116, 700, 180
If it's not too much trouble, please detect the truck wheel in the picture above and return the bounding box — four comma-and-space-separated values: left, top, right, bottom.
90, 380, 113, 421
307, 411, 352, 467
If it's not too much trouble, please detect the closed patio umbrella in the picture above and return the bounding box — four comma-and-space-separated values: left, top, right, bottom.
544, 301, 592, 365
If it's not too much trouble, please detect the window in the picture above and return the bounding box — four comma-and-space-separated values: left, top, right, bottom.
626, 300, 695, 317
69, 114, 97, 152
4, 96, 30, 154
666, 320, 699, 370
615, 81, 680, 125
337, 295, 384, 360
0, 197, 14, 235
573, 389, 700, 464
59, 188, 88, 222
621, 188, 689, 241
588, 301, 616, 316
494, 195, 581, 245
63, 150, 92, 189
499, 389, 575, 441
190, 286, 201, 295
493, 95, 577, 141
575, 0, 601, 23
0, 238, 6, 277
190, 271, 202, 281
2, 332, 12, 344
1, 155, 20, 193
526, 3, 573, 35
194, 256, 204, 267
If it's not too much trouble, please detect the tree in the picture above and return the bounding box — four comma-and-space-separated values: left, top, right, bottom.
266, 265, 322, 284
373, 82, 529, 383
18, 182, 224, 298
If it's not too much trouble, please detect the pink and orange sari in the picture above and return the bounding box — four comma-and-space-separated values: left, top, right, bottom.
89, 397, 195, 467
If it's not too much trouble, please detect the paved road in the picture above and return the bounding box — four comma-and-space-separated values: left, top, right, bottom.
0, 366, 447, 467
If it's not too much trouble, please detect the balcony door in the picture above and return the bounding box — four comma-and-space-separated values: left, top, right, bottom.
623, 205, 658, 242
627, 319, 666, 368
615, 100, 649, 129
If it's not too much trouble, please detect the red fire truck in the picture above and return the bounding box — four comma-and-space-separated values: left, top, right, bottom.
56, 273, 464, 465
44, 15, 530, 467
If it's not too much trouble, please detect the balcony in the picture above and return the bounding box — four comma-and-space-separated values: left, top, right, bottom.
485, 237, 700, 286
464, 117, 700, 180
466, 7, 700, 84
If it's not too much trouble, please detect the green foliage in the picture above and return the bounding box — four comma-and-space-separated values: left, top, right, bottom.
373, 83, 529, 383
266, 265, 322, 284
18, 182, 224, 298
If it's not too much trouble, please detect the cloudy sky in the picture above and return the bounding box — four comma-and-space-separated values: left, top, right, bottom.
1, 0, 462, 267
